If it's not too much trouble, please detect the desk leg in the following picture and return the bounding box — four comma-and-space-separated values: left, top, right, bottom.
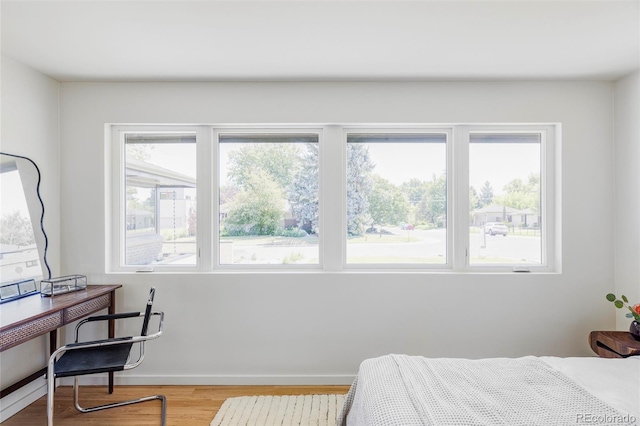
49, 330, 57, 357
50, 330, 57, 391
108, 289, 116, 394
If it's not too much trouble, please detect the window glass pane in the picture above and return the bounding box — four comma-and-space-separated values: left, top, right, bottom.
124, 134, 197, 266
346, 133, 447, 264
469, 133, 542, 265
219, 134, 319, 265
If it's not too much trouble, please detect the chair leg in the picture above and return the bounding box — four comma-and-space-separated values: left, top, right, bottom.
47, 360, 56, 426
72, 377, 166, 425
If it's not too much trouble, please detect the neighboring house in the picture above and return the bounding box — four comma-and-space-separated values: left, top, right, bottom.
471, 204, 539, 227
126, 208, 153, 230
0, 243, 41, 283
514, 208, 539, 228
125, 159, 196, 264
126, 158, 196, 234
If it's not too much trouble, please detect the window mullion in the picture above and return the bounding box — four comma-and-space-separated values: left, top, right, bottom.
322, 125, 345, 271
453, 126, 471, 270
198, 126, 213, 271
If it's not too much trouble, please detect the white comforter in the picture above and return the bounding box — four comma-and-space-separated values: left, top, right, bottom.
338, 354, 640, 426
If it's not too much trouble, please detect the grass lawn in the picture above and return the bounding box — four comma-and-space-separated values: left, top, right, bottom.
221, 234, 421, 246
347, 235, 420, 244
470, 227, 540, 237
220, 235, 319, 246
346, 256, 446, 264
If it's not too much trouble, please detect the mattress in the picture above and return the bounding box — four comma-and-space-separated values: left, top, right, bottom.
338, 354, 640, 426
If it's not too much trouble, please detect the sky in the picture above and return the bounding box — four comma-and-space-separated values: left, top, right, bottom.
469, 143, 540, 194
368, 142, 540, 195
137, 139, 540, 196
140, 143, 196, 178
366, 143, 446, 186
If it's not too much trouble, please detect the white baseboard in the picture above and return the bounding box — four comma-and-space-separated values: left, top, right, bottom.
62, 374, 356, 387
0, 380, 47, 423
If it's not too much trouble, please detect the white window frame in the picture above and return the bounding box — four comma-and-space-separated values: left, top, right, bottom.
455, 124, 557, 272
213, 126, 324, 270
342, 127, 454, 270
109, 125, 207, 272
107, 123, 559, 273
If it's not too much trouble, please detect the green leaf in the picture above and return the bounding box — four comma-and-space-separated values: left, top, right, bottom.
622, 295, 629, 303
626, 313, 633, 318
614, 300, 624, 309
606, 293, 616, 302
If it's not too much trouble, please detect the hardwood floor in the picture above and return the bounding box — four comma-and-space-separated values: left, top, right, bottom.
3, 385, 351, 425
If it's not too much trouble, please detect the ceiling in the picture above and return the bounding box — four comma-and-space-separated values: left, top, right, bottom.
1, 0, 639, 82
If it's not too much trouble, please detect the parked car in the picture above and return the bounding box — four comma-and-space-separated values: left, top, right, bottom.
400, 223, 414, 230
484, 222, 508, 236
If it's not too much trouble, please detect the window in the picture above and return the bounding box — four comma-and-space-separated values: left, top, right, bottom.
110, 124, 557, 272
218, 132, 320, 266
123, 133, 197, 266
345, 132, 449, 266
468, 133, 543, 266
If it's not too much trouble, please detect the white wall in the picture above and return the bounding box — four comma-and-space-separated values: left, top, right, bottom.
57, 81, 616, 386
0, 56, 60, 421
614, 70, 640, 330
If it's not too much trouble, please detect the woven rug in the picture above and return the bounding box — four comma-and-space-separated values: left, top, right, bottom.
210, 394, 346, 426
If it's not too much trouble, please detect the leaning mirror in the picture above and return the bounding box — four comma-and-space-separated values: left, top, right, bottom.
0, 152, 51, 302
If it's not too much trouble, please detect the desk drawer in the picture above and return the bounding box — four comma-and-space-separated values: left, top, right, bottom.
0, 312, 63, 351
64, 294, 111, 323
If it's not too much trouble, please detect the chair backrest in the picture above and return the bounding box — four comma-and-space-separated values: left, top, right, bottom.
140, 287, 156, 336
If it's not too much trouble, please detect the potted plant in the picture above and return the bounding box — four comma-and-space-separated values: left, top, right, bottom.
606, 293, 640, 340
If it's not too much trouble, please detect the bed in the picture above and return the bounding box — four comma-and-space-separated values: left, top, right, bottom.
337, 354, 640, 426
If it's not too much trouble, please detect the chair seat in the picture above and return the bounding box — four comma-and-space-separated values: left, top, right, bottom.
54, 342, 134, 378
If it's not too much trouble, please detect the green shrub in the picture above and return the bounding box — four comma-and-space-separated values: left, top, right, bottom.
278, 227, 308, 237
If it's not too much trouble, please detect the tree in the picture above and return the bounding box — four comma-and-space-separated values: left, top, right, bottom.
219, 185, 240, 205
126, 186, 143, 210
224, 170, 285, 235
227, 143, 301, 191
400, 179, 430, 207
289, 143, 319, 233
495, 173, 540, 213
469, 186, 480, 211
479, 181, 494, 207
125, 144, 153, 161
417, 174, 447, 226
367, 175, 409, 227
0, 211, 35, 246
346, 143, 375, 235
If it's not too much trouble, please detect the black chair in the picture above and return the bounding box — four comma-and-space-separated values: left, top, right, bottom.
47, 287, 165, 426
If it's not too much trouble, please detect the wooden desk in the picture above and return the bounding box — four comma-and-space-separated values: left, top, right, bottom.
589, 330, 640, 358
0, 284, 121, 397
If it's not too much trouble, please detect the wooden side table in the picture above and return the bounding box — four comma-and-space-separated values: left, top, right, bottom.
589, 331, 640, 358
